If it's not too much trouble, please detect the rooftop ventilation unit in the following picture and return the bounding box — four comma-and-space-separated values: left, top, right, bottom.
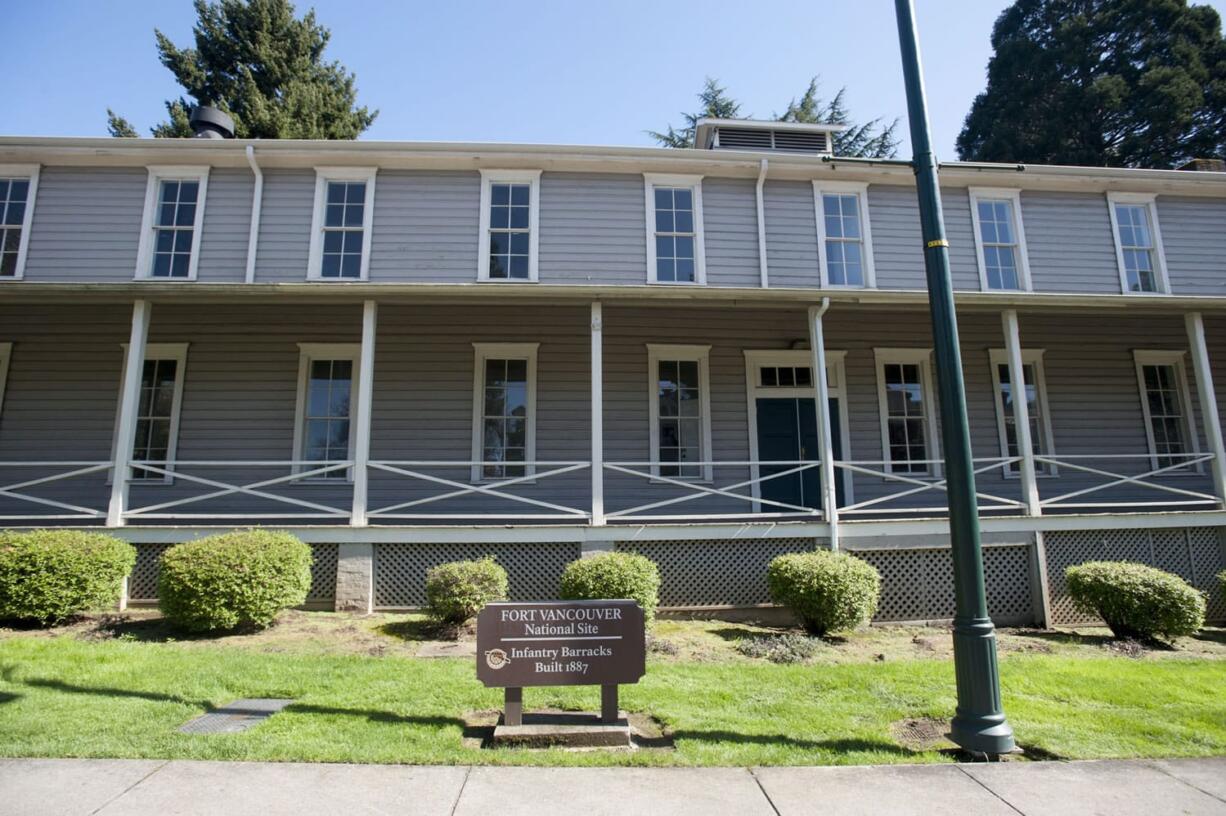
694, 118, 843, 156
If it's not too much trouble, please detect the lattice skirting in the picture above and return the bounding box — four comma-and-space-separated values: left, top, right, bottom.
615, 538, 820, 607
1045, 527, 1226, 624
849, 544, 1035, 626
127, 542, 339, 603
373, 542, 582, 608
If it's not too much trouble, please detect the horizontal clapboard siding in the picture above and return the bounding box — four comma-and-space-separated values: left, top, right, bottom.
1020, 191, 1120, 293
196, 168, 252, 282
702, 177, 759, 288
539, 172, 645, 285
1158, 195, 1226, 297
370, 171, 479, 282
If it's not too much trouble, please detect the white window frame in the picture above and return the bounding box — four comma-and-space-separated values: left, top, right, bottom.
110, 342, 189, 485
477, 170, 541, 283
292, 342, 362, 481
647, 343, 713, 482
969, 187, 1032, 292
644, 173, 707, 286
874, 348, 941, 478
743, 348, 854, 509
307, 167, 377, 281
988, 348, 1056, 477
1107, 192, 1169, 295
0, 342, 11, 417
1133, 349, 1200, 473
812, 180, 876, 289
470, 342, 539, 483
135, 166, 210, 281
0, 164, 40, 281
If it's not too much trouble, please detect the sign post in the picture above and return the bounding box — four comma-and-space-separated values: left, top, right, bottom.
476, 600, 646, 739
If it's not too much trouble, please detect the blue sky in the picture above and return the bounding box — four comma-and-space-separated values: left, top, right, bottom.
6, 0, 1226, 157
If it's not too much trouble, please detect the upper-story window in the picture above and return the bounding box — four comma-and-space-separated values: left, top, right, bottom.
874, 349, 939, 477
478, 170, 540, 282
1107, 193, 1168, 294
308, 168, 377, 281
813, 181, 875, 288
644, 174, 706, 285
969, 188, 1031, 291
0, 165, 39, 280
136, 167, 209, 280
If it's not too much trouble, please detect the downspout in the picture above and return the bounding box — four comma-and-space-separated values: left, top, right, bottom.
244, 145, 263, 284
807, 297, 838, 551
755, 158, 769, 288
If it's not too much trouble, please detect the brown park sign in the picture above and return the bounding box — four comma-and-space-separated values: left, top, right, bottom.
476, 600, 646, 689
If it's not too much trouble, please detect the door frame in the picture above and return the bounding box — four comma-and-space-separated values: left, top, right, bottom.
744, 349, 853, 512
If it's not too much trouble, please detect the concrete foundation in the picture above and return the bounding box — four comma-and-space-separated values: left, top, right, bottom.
492, 711, 632, 748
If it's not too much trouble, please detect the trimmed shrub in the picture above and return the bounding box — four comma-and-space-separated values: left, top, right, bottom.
767, 551, 880, 636
424, 558, 509, 624
158, 530, 312, 633
1066, 561, 1205, 642
560, 552, 661, 624
0, 530, 135, 624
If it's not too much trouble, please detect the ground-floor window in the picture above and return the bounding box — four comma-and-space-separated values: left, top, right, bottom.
874, 348, 938, 476
1133, 350, 1197, 471
471, 342, 538, 481
647, 344, 712, 481
112, 342, 188, 482
293, 343, 360, 479
988, 349, 1056, 476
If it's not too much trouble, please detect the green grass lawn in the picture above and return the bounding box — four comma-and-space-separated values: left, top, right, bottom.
1, 613, 1224, 767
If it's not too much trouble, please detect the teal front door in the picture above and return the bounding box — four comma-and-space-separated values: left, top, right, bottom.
756, 397, 843, 512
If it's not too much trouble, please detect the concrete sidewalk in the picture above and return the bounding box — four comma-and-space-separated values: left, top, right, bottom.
1, 757, 1224, 816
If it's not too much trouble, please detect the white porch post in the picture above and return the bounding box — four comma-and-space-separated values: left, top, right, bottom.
807, 300, 839, 550
1002, 310, 1041, 516
351, 300, 377, 527
591, 301, 605, 526
107, 300, 151, 527
1185, 312, 1226, 506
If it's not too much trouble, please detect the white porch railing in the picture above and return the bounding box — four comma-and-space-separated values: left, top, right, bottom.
1033, 453, 1219, 511
123, 461, 354, 520
602, 460, 824, 522
0, 462, 112, 521
365, 461, 591, 521
833, 457, 1028, 517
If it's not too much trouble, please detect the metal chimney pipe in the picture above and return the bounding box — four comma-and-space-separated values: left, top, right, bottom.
189, 106, 236, 139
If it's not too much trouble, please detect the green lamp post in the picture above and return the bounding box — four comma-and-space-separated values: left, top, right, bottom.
893, 0, 1016, 756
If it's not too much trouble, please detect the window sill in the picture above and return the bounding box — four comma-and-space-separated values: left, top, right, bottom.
476, 278, 539, 284
133, 276, 197, 283
648, 279, 704, 286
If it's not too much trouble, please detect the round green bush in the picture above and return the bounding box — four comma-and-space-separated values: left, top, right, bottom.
767, 551, 881, 636
0, 530, 136, 624
425, 558, 509, 624
1066, 561, 1205, 642
560, 552, 661, 624
157, 530, 312, 633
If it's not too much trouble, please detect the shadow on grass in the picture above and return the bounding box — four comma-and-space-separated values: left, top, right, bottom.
82, 615, 269, 644
377, 619, 472, 643
669, 729, 917, 756
1192, 628, 1226, 646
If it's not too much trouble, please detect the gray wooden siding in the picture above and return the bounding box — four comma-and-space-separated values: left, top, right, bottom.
22, 167, 144, 281
1020, 191, 1120, 293
763, 180, 819, 288
370, 171, 479, 282
702, 178, 760, 288
539, 173, 644, 285
1158, 196, 1226, 297
253, 169, 314, 282
867, 186, 979, 291
2, 302, 1216, 522
196, 168, 253, 282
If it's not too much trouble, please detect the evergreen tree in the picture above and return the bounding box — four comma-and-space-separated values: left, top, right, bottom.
651, 76, 899, 158
957, 0, 1226, 167
108, 0, 376, 139
778, 78, 900, 158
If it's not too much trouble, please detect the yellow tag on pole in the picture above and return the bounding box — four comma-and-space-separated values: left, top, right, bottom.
926, 239, 949, 249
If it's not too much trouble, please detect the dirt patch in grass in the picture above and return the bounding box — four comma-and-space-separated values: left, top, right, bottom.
890, 717, 955, 752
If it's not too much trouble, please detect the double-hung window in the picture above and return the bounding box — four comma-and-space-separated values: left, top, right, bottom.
136, 167, 209, 280
647, 344, 712, 481
988, 349, 1055, 476
969, 188, 1031, 291
813, 181, 875, 288
308, 168, 376, 280
471, 343, 538, 481
0, 165, 39, 280
874, 349, 939, 476
478, 170, 540, 281
645, 174, 705, 285
293, 344, 360, 479
1133, 350, 1198, 471
112, 343, 188, 483
1108, 193, 1168, 294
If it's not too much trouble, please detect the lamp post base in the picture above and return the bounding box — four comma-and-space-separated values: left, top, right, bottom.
950, 616, 1016, 755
